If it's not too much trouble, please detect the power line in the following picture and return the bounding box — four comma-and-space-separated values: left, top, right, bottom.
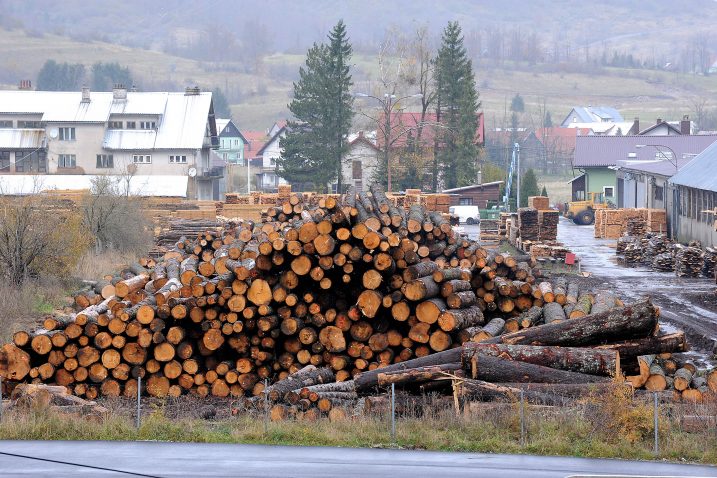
0, 451, 163, 478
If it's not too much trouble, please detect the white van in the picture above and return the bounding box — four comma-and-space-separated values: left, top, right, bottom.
449, 205, 481, 225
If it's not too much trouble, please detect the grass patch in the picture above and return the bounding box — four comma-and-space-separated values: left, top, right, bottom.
1, 399, 715, 465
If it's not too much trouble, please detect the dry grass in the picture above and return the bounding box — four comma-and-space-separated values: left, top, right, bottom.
73, 250, 140, 282
0, 391, 715, 464
0, 280, 69, 342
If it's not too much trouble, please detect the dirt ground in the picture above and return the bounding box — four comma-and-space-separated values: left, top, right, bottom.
557, 218, 717, 366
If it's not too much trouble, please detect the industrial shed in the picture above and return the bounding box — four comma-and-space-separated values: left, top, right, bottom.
442, 181, 503, 208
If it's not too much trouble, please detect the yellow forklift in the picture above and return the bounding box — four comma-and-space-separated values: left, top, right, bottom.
564, 192, 610, 225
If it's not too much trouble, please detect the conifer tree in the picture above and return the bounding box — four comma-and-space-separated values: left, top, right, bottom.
434, 21, 480, 190
278, 21, 354, 192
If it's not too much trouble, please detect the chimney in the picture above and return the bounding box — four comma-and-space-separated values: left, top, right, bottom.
185, 86, 201, 96
681, 115, 691, 135
656, 118, 662, 125
18, 80, 32, 90
81, 86, 91, 103
129, 84, 138, 92
112, 84, 127, 100
632, 117, 639, 134
476, 169, 483, 185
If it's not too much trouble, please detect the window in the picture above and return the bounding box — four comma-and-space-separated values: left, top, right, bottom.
654, 185, 664, 201
59, 127, 75, 141
18, 120, 42, 128
15, 150, 46, 172
96, 154, 114, 168
352, 160, 362, 180
169, 155, 187, 164
58, 154, 76, 168
603, 186, 614, 198
133, 154, 152, 164
140, 121, 156, 130
459, 198, 474, 205
0, 151, 10, 171
234, 139, 239, 146
108, 121, 123, 129
0, 120, 12, 128
126, 121, 136, 129
270, 157, 276, 166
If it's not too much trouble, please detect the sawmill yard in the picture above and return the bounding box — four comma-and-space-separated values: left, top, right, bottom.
1, 187, 717, 466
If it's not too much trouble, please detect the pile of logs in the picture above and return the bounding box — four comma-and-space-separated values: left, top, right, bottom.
626, 217, 646, 237
638, 354, 717, 403
675, 245, 704, 278
652, 252, 675, 272
623, 242, 643, 265
0, 183, 713, 411
702, 248, 717, 278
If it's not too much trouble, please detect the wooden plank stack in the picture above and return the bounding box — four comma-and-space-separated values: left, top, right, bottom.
528, 196, 549, 210
626, 217, 646, 237
702, 247, 717, 278
538, 211, 559, 241
517, 208, 539, 241
652, 252, 674, 272
647, 209, 667, 234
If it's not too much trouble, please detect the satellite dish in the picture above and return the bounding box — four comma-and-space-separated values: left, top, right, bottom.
49, 128, 59, 139
188, 167, 197, 177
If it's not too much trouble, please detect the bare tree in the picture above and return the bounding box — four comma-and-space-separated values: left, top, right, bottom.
81, 175, 152, 253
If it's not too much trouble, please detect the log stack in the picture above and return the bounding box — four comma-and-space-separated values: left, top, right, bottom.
652, 252, 675, 272
1, 183, 710, 409
538, 211, 559, 241
517, 208, 539, 241
702, 247, 717, 278
674, 245, 704, 278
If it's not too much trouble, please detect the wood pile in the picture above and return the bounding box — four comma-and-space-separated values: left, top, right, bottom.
702, 247, 717, 278
652, 252, 675, 272
538, 210, 559, 241
528, 196, 549, 210
595, 209, 666, 239
640, 355, 717, 403
616, 236, 636, 255
643, 234, 671, 260
626, 217, 646, 237
623, 242, 643, 265
479, 219, 500, 245
674, 245, 704, 278
2, 183, 711, 411
498, 213, 512, 238
647, 209, 667, 234
517, 208, 539, 241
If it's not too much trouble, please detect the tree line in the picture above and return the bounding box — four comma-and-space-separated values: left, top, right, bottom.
278, 20, 481, 193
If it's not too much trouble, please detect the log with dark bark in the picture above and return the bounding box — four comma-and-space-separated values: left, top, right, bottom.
461, 342, 620, 376
468, 354, 611, 384
484, 298, 658, 347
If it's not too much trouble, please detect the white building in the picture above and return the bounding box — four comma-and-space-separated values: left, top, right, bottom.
255, 123, 289, 191
0, 86, 221, 199
340, 131, 380, 192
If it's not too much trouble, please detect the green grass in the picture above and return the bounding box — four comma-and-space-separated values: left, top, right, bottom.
1, 402, 715, 465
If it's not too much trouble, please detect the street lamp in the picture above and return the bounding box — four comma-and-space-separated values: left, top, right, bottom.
355, 92, 423, 192
635, 144, 679, 174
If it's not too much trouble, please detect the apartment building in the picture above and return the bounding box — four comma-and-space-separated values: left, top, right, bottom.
0, 85, 221, 199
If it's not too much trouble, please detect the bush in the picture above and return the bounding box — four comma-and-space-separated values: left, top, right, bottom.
0, 195, 90, 285
81, 175, 153, 254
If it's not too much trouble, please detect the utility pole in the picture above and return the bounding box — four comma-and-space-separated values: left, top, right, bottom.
516, 143, 521, 209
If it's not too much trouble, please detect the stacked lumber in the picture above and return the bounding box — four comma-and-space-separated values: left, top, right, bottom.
498, 213, 511, 238
538, 210, 559, 241
647, 209, 667, 234
528, 196, 549, 210
643, 234, 671, 261
626, 217, 646, 237
479, 219, 500, 244
594, 209, 605, 238
674, 245, 704, 278
623, 242, 643, 265
616, 236, 636, 255
517, 208, 539, 241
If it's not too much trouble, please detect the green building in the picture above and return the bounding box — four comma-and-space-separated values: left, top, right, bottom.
216, 118, 248, 165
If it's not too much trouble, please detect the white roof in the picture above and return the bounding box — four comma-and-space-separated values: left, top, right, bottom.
565, 121, 634, 135
0, 129, 44, 148
103, 130, 157, 150
0, 90, 213, 149
215, 119, 230, 134
0, 174, 188, 197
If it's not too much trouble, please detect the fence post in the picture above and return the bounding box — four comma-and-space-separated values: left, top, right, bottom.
390, 383, 396, 443
0, 374, 3, 422
263, 379, 269, 435
136, 375, 141, 429
520, 388, 526, 446
653, 392, 659, 455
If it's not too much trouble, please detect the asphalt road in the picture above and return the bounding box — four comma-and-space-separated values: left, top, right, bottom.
0, 441, 716, 477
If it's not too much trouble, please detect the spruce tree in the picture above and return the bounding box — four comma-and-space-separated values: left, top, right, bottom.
519, 168, 541, 207
541, 185, 548, 197
278, 21, 353, 192
434, 21, 480, 190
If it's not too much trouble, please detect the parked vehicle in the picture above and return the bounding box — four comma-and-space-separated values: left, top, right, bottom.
449, 205, 481, 225
564, 192, 609, 225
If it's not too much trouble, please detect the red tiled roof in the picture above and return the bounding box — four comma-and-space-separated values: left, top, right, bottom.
376, 112, 484, 149
534, 127, 591, 155
243, 130, 269, 158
